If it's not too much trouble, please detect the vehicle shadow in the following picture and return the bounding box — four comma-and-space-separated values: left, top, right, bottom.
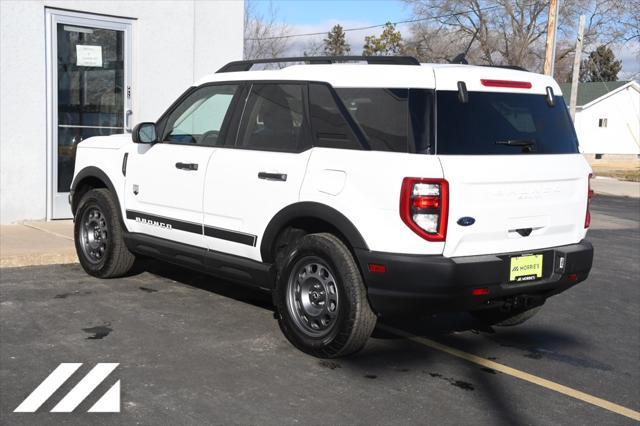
355, 314, 586, 425
133, 257, 274, 312
136, 258, 587, 426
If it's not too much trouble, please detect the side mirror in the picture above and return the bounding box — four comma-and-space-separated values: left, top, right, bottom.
132, 122, 158, 144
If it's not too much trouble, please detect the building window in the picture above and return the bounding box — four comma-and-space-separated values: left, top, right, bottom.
598, 118, 608, 128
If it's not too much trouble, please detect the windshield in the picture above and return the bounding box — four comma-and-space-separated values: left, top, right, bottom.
436, 91, 579, 155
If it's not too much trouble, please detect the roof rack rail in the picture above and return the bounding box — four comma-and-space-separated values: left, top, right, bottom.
216, 56, 420, 73
449, 54, 528, 72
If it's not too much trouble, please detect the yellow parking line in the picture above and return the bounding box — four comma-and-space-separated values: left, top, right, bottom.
380, 324, 640, 422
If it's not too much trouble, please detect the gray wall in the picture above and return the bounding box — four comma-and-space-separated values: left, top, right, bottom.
0, 0, 244, 223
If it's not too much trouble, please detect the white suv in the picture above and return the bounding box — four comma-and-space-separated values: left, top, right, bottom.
70, 56, 594, 358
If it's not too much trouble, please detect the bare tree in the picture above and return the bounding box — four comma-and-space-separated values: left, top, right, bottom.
302, 39, 324, 57
243, 0, 290, 60
403, 23, 483, 64
619, 0, 639, 42
404, 0, 546, 67
554, 0, 631, 75
403, 0, 633, 77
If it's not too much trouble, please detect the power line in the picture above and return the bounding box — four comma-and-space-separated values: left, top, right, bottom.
245, 5, 502, 41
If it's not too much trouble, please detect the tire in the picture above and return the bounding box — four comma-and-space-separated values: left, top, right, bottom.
472, 305, 542, 327
274, 233, 376, 358
74, 188, 136, 278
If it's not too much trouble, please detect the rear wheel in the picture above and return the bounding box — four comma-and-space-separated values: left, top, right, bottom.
472, 304, 542, 327
274, 233, 376, 358
74, 188, 136, 278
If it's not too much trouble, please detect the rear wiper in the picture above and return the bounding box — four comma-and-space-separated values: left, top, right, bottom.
495, 139, 537, 152
495, 139, 536, 147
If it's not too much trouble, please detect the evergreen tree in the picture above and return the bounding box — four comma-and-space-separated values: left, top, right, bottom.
323, 24, 351, 56
363, 22, 404, 56
579, 45, 622, 82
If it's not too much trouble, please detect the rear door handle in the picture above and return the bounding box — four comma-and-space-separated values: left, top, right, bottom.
258, 172, 287, 181
175, 162, 198, 171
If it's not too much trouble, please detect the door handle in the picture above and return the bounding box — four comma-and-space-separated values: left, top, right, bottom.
175, 162, 198, 171
258, 172, 287, 181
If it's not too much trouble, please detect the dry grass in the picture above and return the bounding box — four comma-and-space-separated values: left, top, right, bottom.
589, 159, 640, 182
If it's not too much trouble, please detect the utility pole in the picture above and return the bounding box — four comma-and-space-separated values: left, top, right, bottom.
569, 15, 585, 122
543, 0, 560, 76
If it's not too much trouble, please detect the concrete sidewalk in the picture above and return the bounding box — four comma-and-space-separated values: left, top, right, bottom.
1, 177, 637, 269
0, 221, 76, 268
591, 177, 640, 199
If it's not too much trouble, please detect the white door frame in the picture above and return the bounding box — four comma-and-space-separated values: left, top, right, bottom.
45, 8, 133, 219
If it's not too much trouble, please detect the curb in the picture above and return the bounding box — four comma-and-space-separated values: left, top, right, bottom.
593, 190, 639, 199
591, 177, 640, 199
0, 252, 78, 269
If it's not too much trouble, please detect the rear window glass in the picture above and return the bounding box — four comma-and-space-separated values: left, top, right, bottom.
436, 91, 578, 155
335, 88, 434, 153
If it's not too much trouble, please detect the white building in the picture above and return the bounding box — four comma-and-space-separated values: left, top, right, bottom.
559, 81, 640, 156
1, 1, 244, 223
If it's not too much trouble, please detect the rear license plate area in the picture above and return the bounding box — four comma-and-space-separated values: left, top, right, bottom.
509, 254, 543, 282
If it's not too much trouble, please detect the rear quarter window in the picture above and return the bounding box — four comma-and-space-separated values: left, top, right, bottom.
336, 88, 408, 152
308, 83, 362, 150
330, 87, 434, 153
436, 91, 579, 155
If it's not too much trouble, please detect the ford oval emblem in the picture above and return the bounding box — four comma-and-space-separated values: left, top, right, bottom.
457, 217, 476, 226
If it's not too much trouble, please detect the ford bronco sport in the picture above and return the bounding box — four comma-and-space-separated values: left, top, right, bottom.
70, 56, 594, 358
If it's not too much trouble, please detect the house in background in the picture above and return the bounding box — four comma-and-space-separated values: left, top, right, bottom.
1, 1, 243, 224
558, 81, 640, 157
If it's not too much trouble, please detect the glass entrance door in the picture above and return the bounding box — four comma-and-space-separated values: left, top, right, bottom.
46, 10, 132, 219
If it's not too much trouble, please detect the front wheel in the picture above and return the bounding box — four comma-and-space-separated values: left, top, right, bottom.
74, 188, 136, 278
274, 233, 376, 358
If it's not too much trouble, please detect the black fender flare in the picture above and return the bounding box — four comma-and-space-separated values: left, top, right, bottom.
260, 202, 369, 262
70, 167, 124, 228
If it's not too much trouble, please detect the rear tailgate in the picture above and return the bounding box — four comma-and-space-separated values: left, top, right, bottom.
432, 66, 592, 257
440, 154, 590, 257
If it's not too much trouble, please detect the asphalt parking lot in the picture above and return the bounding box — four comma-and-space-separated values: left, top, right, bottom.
1, 195, 638, 425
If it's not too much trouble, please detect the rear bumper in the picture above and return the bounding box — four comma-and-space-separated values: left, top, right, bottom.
355, 240, 593, 317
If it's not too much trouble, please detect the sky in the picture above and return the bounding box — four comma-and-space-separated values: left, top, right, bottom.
255, 0, 410, 25
252, 0, 639, 80
252, 0, 414, 56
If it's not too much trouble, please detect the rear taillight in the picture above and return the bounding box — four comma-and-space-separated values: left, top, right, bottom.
585, 173, 594, 228
400, 178, 448, 242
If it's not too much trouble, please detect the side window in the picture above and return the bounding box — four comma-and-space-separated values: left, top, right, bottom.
336, 88, 409, 152
308, 83, 361, 150
237, 84, 310, 152
162, 84, 238, 146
